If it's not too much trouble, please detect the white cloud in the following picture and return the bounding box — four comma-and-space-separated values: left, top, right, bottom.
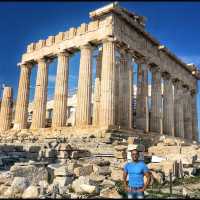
179, 55, 200, 67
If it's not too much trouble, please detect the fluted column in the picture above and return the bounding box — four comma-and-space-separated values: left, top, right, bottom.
173, 80, 184, 138
118, 49, 130, 128
183, 86, 193, 140
135, 58, 149, 132
129, 56, 133, 129
52, 51, 70, 128
191, 89, 198, 141
115, 61, 120, 127
150, 66, 162, 133
76, 44, 93, 127
99, 38, 116, 127
93, 49, 102, 126
162, 72, 174, 136
14, 63, 31, 130
0, 87, 13, 132
31, 58, 49, 129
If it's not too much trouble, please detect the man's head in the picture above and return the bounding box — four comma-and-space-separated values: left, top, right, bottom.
131, 149, 139, 162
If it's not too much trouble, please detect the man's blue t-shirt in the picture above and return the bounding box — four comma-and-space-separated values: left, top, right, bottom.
124, 161, 149, 188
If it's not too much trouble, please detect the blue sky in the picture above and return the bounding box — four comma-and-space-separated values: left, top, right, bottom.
0, 1, 199, 137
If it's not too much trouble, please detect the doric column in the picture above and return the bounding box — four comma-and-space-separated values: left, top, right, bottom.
115, 60, 120, 127
76, 44, 93, 127
173, 79, 184, 138
162, 72, 174, 136
99, 38, 116, 127
93, 49, 102, 126
135, 58, 149, 132
13, 63, 31, 130
150, 66, 162, 133
118, 49, 130, 128
183, 86, 193, 140
31, 58, 49, 129
191, 89, 198, 141
52, 51, 70, 128
129, 56, 134, 129
0, 87, 13, 132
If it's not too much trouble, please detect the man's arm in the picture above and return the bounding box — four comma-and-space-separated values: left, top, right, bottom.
123, 171, 128, 191
144, 171, 151, 190
139, 171, 151, 192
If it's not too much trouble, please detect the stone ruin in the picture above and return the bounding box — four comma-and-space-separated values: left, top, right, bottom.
0, 2, 199, 198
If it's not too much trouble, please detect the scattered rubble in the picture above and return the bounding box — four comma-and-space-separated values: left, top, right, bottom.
0, 131, 199, 198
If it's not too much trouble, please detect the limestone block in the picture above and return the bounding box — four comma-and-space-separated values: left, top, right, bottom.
0, 144, 14, 152
38, 180, 49, 193
163, 138, 176, 146
23, 145, 41, 153
114, 151, 127, 159
151, 171, 164, 184
89, 172, 105, 185
27, 43, 35, 53
35, 40, 45, 50
10, 177, 30, 194
54, 166, 74, 177
183, 167, 197, 176
88, 21, 99, 31
93, 165, 111, 176
111, 169, 123, 181
10, 164, 49, 185
55, 32, 64, 43
57, 143, 72, 151
74, 165, 93, 177
71, 176, 89, 193
22, 185, 39, 198
53, 176, 74, 187
114, 145, 127, 151
45, 149, 57, 158
127, 137, 135, 144
94, 160, 110, 166
46, 36, 55, 46
67, 162, 82, 172
160, 160, 177, 176
0, 171, 13, 185
0, 185, 9, 196
57, 151, 70, 159
100, 187, 122, 198
147, 163, 162, 172
70, 150, 91, 159
100, 179, 115, 188
68, 27, 77, 39
79, 184, 98, 194
77, 23, 88, 35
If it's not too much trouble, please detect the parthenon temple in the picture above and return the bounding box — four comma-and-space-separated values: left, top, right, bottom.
1, 2, 200, 141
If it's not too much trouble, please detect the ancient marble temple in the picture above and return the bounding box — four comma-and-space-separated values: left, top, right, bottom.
1, 2, 200, 141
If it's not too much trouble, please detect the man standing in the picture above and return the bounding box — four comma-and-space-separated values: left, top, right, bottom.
123, 148, 151, 199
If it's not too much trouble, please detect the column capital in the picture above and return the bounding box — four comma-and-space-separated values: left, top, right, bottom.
36, 57, 52, 64
172, 78, 184, 89
101, 36, 117, 44
149, 65, 161, 74
19, 62, 33, 69
182, 84, 190, 93
161, 71, 171, 80
79, 43, 93, 50
135, 56, 149, 65
57, 50, 71, 57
